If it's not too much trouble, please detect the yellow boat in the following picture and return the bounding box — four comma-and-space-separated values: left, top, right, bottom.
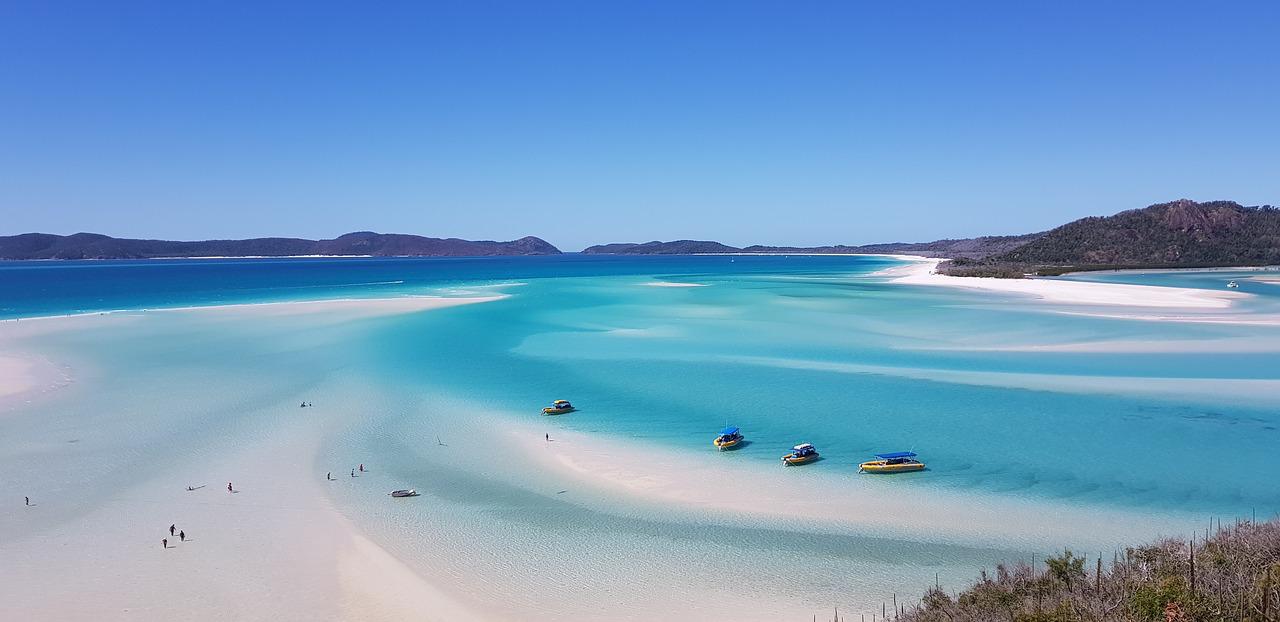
542, 399, 575, 415
713, 426, 743, 450
781, 443, 819, 466
859, 452, 925, 473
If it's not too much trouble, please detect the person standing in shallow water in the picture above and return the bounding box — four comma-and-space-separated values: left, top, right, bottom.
162, 538, 167, 549
25, 496, 29, 506
169, 524, 175, 536
179, 530, 185, 542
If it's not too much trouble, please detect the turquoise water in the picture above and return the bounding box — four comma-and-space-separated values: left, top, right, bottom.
3, 256, 1279, 616
356, 264, 1280, 514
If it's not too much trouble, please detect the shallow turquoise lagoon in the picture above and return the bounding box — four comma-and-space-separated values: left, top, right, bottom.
3, 255, 1279, 616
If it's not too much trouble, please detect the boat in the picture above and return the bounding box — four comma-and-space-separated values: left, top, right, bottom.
781, 443, 819, 466
859, 452, 926, 473
390, 489, 419, 497
1228, 280, 1239, 288
542, 399, 575, 415
713, 426, 743, 450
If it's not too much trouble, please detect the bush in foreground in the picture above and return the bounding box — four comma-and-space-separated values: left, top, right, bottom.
896, 519, 1280, 622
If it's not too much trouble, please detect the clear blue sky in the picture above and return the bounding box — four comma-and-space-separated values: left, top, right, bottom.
2, 1, 1277, 250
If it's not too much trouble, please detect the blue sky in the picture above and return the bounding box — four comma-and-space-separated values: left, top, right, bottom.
2, 1, 1277, 250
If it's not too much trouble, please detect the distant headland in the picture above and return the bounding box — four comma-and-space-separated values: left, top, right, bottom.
584, 200, 1280, 277
0, 231, 561, 260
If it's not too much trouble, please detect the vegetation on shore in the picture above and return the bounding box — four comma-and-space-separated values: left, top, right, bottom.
860, 518, 1280, 622
938, 200, 1280, 278
585, 199, 1280, 279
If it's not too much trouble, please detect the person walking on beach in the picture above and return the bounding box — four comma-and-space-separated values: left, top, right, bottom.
545, 433, 549, 442
327, 472, 332, 481
350, 469, 355, 478
227, 482, 233, 493
25, 496, 29, 506
162, 538, 168, 549
359, 464, 364, 473
169, 524, 175, 536
179, 530, 185, 542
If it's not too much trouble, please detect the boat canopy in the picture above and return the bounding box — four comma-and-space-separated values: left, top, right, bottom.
720, 426, 739, 436
875, 452, 917, 459
793, 443, 814, 451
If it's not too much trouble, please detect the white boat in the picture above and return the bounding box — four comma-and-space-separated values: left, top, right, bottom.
390, 489, 419, 498
1227, 280, 1239, 288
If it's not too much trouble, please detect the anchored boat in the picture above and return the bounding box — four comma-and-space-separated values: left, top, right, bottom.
390, 489, 419, 497
542, 400, 575, 415
782, 443, 820, 466
859, 452, 925, 473
1228, 280, 1240, 288
713, 426, 743, 450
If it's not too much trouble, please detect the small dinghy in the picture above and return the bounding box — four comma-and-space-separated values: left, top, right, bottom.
390, 489, 419, 498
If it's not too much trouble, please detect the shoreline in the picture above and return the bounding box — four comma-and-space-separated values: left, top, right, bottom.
884, 257, 1254, 311
486, 414, 1197, 551
0, 298, 495, 621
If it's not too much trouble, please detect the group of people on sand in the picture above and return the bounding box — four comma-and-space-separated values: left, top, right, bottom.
299, 401, 313, 408
326, 464, 365, 481
162, 523, 188, 549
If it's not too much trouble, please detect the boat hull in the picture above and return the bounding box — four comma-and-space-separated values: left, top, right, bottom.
714, 436, 743, 450
782, 453, 819, 466
859, 461, 925, 473
542, 407, 575, 415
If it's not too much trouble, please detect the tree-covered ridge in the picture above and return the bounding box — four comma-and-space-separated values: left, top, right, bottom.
996, 200, 1280, 267
580, 240, 740, 254
0, 232, 561, 259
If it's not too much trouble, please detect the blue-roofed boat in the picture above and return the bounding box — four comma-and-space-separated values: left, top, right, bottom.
859, 451, 925, 473
713, 426, 743, 450
782, 443, 819, 466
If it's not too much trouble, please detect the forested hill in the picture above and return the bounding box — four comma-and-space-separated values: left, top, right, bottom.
0, 232, 561, 259
993, 199, 1280, 266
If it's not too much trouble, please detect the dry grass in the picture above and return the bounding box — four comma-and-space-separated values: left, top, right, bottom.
889, 518, 1280, 622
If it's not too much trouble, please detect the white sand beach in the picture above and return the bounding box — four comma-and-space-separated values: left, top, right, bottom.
885, 258, 1246, 309
0, 298, 496, 622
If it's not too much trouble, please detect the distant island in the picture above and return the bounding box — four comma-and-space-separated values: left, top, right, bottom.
0, 231, 561, 260
584, 199, 1280, 277
581, 235, 1036, 259
6, 200, 1277, 275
